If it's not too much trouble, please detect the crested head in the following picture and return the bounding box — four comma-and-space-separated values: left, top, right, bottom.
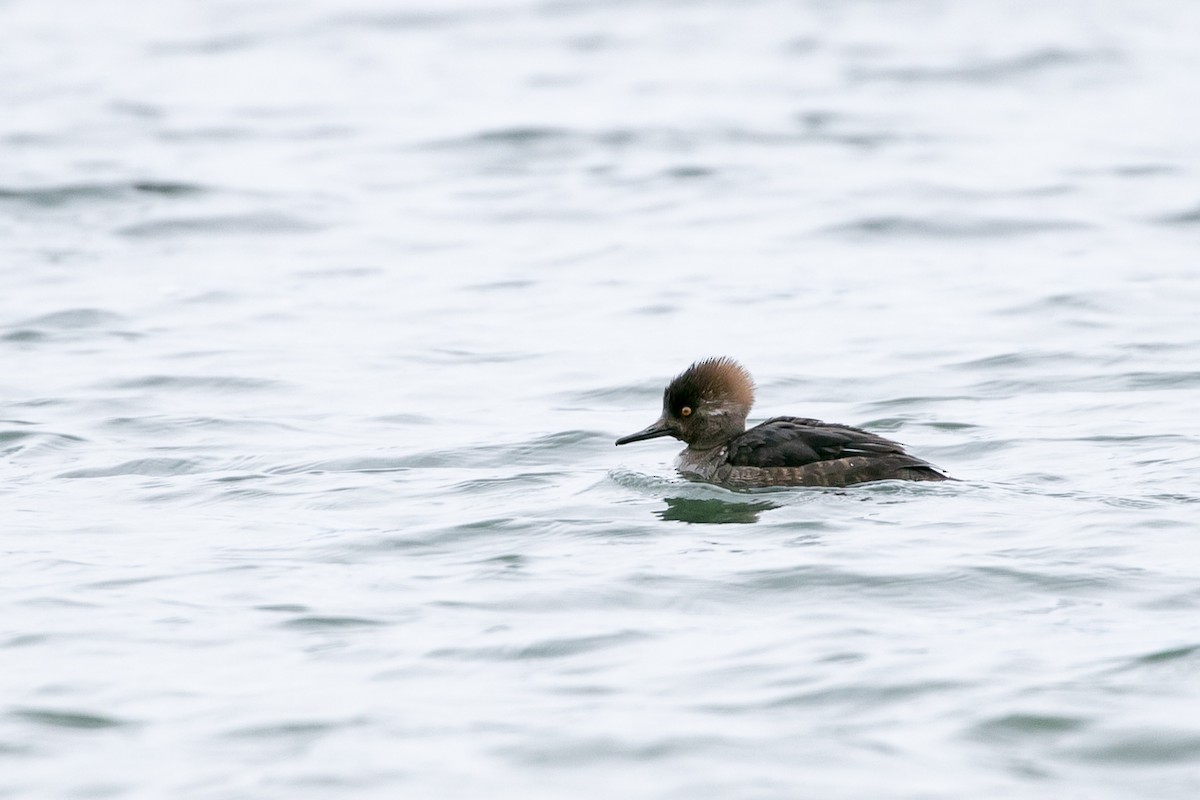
665, 357, 755, 415
615, 357, 756, 450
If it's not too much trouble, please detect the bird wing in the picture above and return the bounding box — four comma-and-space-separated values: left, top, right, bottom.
726, 416, 908, 468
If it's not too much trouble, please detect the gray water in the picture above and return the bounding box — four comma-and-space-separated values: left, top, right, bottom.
4, 0, 1200, 797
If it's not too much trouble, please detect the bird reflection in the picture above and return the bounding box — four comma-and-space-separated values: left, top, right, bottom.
656, 496, 778, 524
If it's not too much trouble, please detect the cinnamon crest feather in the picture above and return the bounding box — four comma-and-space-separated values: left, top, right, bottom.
665, 357, 755, 416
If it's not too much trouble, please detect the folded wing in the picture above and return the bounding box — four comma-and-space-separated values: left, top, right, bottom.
727, 416, 909, 468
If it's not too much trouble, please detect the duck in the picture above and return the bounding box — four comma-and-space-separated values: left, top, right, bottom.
616, 357, 951, 488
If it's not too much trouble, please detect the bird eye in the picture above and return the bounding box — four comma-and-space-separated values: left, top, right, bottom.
681, 406, 692, 417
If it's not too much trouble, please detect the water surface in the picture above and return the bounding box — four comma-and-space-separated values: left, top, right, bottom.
3, 0, 1200, 797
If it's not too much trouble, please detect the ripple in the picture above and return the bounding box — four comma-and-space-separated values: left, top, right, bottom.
466, 278, 537, 292
105, 374, 284, 392
282, 616, 386, 629
156, 126, 254, 142
734, 565, 914, 594
503, 734, 718, 765
225, 718, 365, 739
1, 329, 48, 343
429, 631, 645, 661
0, 427, 84, 445
793, 110, 905, 148
1106, 643, 1200, 675
268, 455, 424, 474
727, 562, 1117, 602
971, 712, 1090, 742
424, 123, 905, 159
1069, 730, 1200, 765
274, 430, 612, 473
3, 633, 50, 648
1132, 644, 1200, 665
102, 414, 301, 436
861, 417, 981, 432
3, 307, 135, 344
607, 467, 711, 495
505, 430, 609, 463
567, 383, 663, 403
850, 48, 1120, 84
58, 458, 205, 478
12, 308, 124, 329
1, 428, 86, 460
972, 371, 1200, 393
452, 473, 556, 492
819, 215, 1088, 239
1154, 203, 1200, 226
761, 680, 968, 711
434, 126, 574, 148
331, 9, 479, 31
950, 350, 1093, 370
0, 181, 204, 207
999, 292, 1112, 313
969, 565, 1123, 594
148, 34, 261, 55
859, 395, 974, 410
117, 212, 318, 238
408, 348, 531, 365
12, 708, 129, 730
662, 165, 714, 180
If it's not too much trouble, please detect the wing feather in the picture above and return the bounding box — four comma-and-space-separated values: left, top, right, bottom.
726, 416, 909, 468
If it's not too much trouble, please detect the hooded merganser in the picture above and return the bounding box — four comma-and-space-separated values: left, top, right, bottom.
616, 357, 951, 489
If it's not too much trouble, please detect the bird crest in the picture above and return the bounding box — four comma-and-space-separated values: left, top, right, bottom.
665, 357, 755, 414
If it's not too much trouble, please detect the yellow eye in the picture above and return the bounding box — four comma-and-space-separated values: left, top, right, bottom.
681, 406, 692, 417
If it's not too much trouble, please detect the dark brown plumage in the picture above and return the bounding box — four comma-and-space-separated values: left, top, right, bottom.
616, 358, 952, 488
664, 357, 754, 417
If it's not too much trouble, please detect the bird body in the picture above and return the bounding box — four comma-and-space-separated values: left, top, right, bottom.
616, 358, 950, 489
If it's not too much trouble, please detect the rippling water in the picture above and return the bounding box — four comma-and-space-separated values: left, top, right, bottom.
4, 0, 1200, 797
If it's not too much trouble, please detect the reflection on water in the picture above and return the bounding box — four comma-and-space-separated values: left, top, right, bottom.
657, 496, 779, 524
